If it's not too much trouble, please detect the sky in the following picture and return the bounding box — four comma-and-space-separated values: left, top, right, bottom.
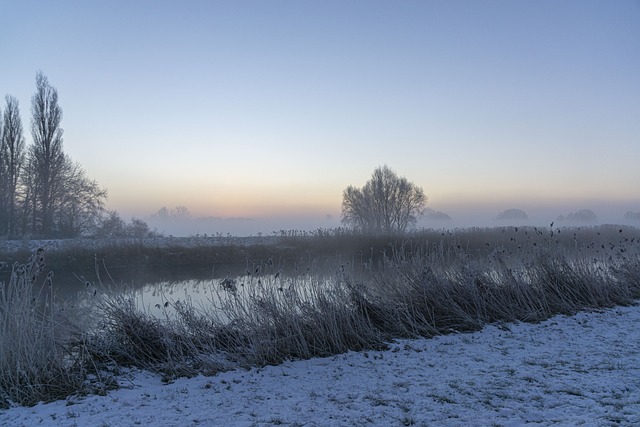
1, 0, 639, 235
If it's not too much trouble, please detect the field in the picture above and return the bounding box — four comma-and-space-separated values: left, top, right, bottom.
1, 225, 639, 424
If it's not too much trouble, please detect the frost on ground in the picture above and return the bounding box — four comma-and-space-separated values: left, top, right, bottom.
0, 236, 280, 253
2, 304, 639, 427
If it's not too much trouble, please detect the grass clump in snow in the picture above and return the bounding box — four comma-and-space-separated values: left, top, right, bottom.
0, 250, 111, 409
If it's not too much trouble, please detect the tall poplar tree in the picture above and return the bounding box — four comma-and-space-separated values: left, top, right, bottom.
0, 95, 26, 236
29, 71, 65, 235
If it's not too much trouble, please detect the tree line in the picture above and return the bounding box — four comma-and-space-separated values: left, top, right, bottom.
0, 72, 150, 239
2, 72, 427, 238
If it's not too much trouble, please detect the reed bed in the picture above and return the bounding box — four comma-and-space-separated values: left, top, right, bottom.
1, 225, 640, 407
0, 250, 108, 409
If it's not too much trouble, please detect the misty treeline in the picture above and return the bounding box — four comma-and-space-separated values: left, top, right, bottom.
0, 72, 151, 239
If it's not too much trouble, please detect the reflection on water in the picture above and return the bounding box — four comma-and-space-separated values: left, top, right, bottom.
135, 273, 331, 321
45, 256, 357, 322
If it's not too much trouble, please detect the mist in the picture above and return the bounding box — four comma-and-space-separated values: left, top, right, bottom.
144, 214, 342, 237
140, 201, 640, 237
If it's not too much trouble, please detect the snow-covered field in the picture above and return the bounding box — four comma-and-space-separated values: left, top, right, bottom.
2, 304, 639, 426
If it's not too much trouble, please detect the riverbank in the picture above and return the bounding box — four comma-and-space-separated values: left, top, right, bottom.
2, 303, 638, 426
2, 224, 639, 414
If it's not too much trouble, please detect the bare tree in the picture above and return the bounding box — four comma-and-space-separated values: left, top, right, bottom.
173, 205, 191, 219
95, 210, 127, 238
51, 156, 107, 236
30, 71, 65, 235
153, 205, 191, 220
0, 102, 4, 234
95, 211, 159, 239
127, 218, 151, 238
0, 95, 26, 236
154, 206, 171, 220
342, 165, 426, 234
16, 71, 109, 237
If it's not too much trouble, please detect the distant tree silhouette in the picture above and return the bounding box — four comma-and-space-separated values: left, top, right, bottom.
342, 165, 426, 234
96, 210, 127, 237
154, 206, 171, 220
173, 205, 190, 219
624, 211, 640, 221
558, 209, 597, 223
496, 208, 528, 221
425, 208, 452, 221
153, 205, 191, 220
127, 218, 152, 238
95, 210, 158, 238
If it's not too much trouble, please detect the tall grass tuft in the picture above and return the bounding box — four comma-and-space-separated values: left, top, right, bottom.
0, 250, 99, 408
348, 245, 640, 341
86, 270, 386, 382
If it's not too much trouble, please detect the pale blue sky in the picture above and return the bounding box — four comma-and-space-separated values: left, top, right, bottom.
1, 0, 639, 234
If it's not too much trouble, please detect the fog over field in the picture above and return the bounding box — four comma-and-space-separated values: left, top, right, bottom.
141, 201, 640, 237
